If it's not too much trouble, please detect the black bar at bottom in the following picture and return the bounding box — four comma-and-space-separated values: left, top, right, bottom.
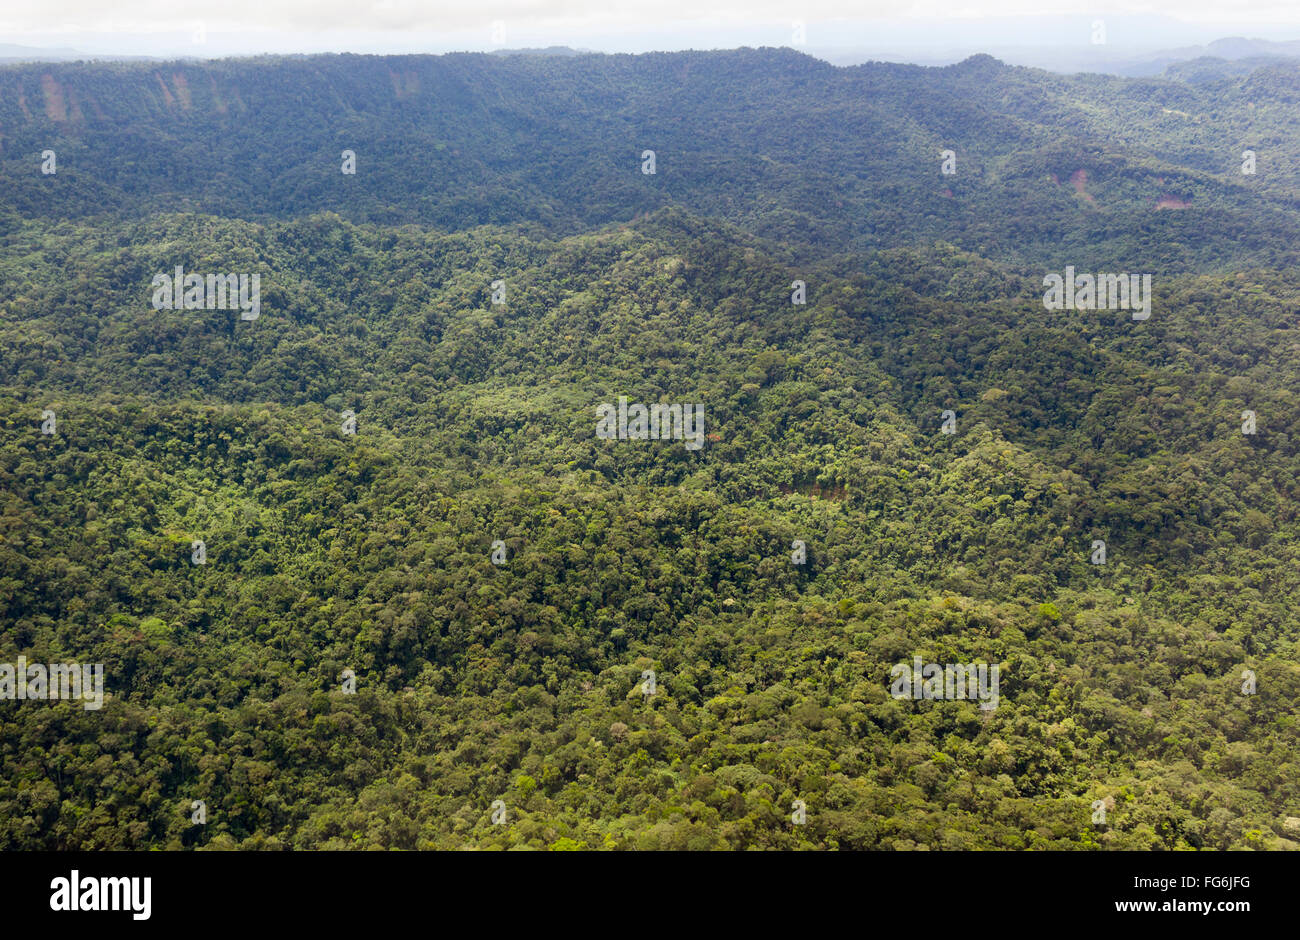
0, 849, 1284, 928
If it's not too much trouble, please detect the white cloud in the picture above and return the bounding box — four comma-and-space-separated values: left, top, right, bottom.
2, 0, 1297, 57
5, 0, 1300, 35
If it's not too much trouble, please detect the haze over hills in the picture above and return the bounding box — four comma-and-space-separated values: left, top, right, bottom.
815, 35, 1300, 74
2, 46, 1299, 851
6, 17, 1300, 74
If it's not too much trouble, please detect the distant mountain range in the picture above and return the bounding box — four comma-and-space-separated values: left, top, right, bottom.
0, 42, 155, 63
813, 36, 1300, 76
4, 35, 1300, 75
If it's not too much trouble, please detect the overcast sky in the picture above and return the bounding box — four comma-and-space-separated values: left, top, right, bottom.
3, 1, 1299, 58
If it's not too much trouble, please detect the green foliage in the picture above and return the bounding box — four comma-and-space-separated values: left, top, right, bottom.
0, 49, 1298, 851
3, 50, 1300, 272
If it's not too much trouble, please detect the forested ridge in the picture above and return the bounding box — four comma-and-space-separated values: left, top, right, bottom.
4, 49, 1300, 270
1, 49, 1298, 850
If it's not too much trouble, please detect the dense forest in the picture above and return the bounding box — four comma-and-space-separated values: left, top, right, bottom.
1, 49, 1298, 850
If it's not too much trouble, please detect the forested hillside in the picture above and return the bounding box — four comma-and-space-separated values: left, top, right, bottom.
3, 49, 1300, 270
1, 50, 1298, 850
